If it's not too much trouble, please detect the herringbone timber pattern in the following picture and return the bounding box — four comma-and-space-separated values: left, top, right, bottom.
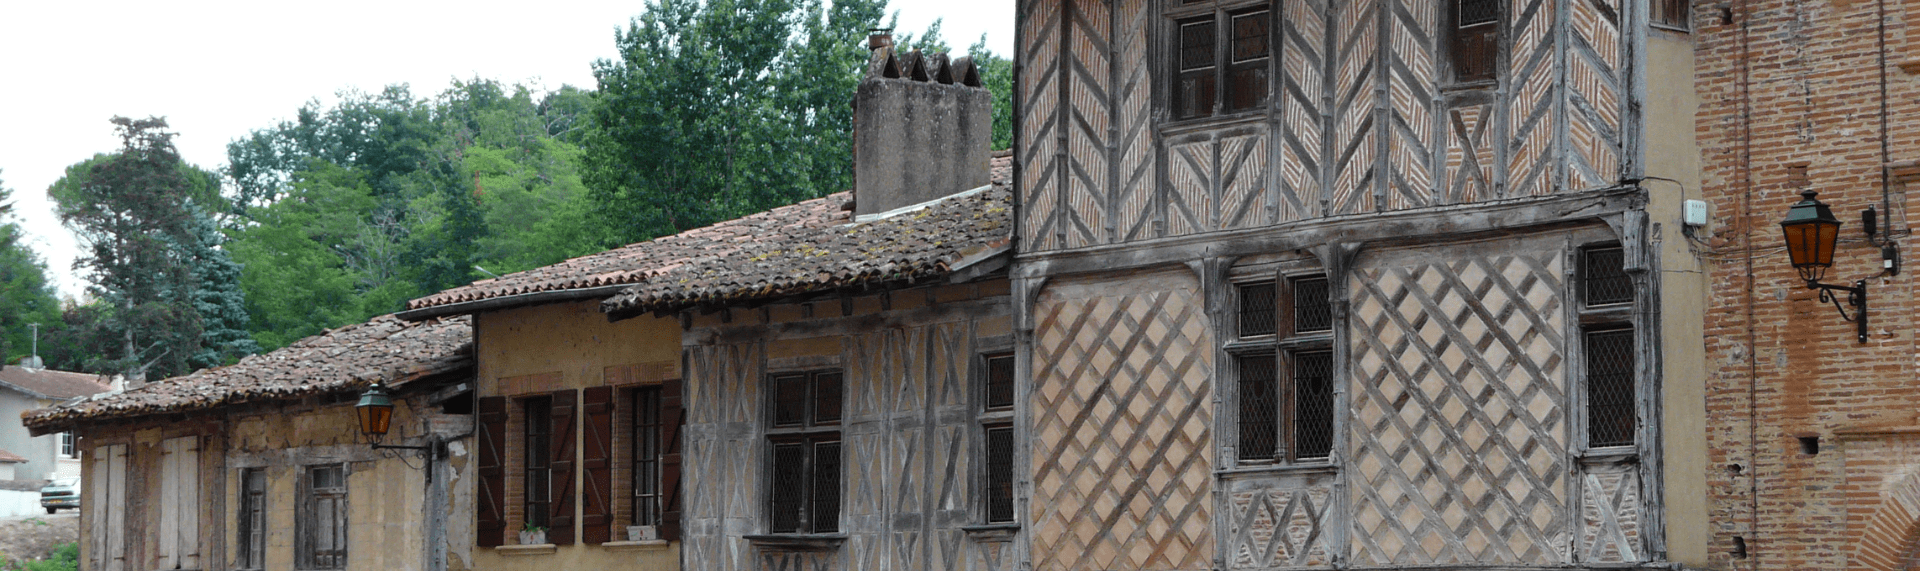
1220, 134, 1272, 230
1445, 105, 1497, 204
1226, 485, 1335, 569
1018, 0, 1063, 252
1331, 0, 1381, 215
1278, 0, 1329, 222
1347, 249, 1570, 566
1383, 0, 1439, 211
686, 342, 766, 571
1564, 0, 1626, 189
1032, 280, 1215, 571
761, 551, 839, 571
1579, 468, 1643, 562
1506, 0, 1558, 197
1168, 141, 1216, 237
1113, 0, 1156, 242
1063, 0, 1111, 249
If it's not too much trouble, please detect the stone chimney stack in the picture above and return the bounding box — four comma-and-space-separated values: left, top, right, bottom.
852, 37, 993, 218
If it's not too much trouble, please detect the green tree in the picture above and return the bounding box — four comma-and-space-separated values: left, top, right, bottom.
968, 36, 1015, 151
49, 117, 247, 380
0, 171, 63, 364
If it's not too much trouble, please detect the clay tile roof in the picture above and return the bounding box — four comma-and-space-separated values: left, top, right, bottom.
22, 314, 471, 434
409, 155, 1014, 318
0, 367, 111, 400
0, 449, 24, 463
598, 157, 1014, 318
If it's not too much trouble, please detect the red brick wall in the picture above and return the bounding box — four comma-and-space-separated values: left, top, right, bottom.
1696, 0, 1920, 569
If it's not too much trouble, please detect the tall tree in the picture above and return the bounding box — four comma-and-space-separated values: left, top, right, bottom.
0, 171, 63, 364
49, 117, 246, 379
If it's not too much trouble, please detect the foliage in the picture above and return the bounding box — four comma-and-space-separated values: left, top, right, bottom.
582, 0, 892, 245
9, 542, 78, 571
224, 81, 605, 350
47, 117, 245, 379
0, 171, 63, 364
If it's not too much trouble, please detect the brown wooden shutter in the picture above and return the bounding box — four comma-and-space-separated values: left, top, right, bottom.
581, 386, 615, 544
548, 389, 578, 545
476, 396, 508, 547
659, 378, 685, 541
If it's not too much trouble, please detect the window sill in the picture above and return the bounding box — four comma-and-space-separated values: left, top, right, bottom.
1216, 462, 1337, 478
602, 540, 670, 552
495, 544, 557, 556
960, 524, 1020, 542
744, 534, 847, 552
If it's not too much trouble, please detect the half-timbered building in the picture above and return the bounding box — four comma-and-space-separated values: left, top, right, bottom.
1008, 0, 1708, 569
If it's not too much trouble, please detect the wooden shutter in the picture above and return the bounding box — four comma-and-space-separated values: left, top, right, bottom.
476, 396, 508, 547
548, 389, 578, 545
659, 379, 685, 541
107, 444, 127, 571
158, 437, 201, 569
160, 439, 180, 569
581, 386, 615, 544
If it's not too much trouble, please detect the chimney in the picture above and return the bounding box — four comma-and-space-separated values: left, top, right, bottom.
852, 42, 993, 218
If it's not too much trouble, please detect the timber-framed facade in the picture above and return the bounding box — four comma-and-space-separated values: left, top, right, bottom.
1010, 0, 1707, 569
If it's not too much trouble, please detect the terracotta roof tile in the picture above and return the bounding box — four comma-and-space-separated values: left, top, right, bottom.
409, 156, 1014, 316
23, 314, 470, 433
0, 367, 111, 400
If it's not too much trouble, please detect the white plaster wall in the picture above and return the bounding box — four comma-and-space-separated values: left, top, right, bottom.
0, 489, 43, 517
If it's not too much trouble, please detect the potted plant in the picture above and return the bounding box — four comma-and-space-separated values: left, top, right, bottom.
519, 522, 548, 545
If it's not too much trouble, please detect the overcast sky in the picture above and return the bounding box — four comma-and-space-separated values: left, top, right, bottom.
0, 0, 1014, 300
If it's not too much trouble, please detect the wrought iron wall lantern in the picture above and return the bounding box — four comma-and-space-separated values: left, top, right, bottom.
356, 383, 438, 458
1779, 191, 1869, 343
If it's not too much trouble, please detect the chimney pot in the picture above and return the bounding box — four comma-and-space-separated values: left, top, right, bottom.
852, 47, 994, 219
867, 29, 893, 51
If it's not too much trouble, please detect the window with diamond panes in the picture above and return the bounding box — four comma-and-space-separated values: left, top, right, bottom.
1585, 329, 1637, 447
1451, 0, 1500, 83
984, 426, 1016, 523
767, 371, 842, 533
1583, 245, 1633, 306
979, 353, 1017, 524
1169, 1, 1273, 120
1234, 273, 1335, 464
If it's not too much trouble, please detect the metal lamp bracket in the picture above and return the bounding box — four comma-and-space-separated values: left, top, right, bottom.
1809, 279, 1869, 343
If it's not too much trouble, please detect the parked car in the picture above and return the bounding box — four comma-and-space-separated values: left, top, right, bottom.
40, 477, 78, 514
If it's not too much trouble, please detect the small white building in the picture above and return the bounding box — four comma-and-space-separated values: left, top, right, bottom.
0, 366, 112, 481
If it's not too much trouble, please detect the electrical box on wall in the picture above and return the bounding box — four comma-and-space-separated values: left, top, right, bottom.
1684, 200, 1709, 227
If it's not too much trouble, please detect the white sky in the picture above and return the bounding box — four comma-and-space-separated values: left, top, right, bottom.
0, 0, 1014, 300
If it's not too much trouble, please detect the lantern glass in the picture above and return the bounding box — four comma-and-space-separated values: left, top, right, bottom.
356, 384, 395, 438
1779, 191, 1842, 283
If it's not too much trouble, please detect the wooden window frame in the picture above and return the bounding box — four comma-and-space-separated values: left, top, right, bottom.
296, 464, 347, 570
1651, 0, 1690, 31
523, 396, 555, 532
1229, 274, 1336, 466
630, 386, 664, 529
237, 468, 267, 570
765, 370, 843, 534
1448, 0, 1503, 86
977, 352, 1017, 525
1163, 0, 1276, 124
1577, 243, 1638, 452
58, 432, 75, 458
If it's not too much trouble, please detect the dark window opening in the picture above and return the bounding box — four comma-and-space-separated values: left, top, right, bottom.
1236, 353, 1279, 462
1238, 282, 1278, 337
1291, 277, 1332, 334
1175, 18, 1219, 120
1583, 245, 1634, 306
239, 469, 266, 570
1798, 436, 1820, 456
633, 387, 663, 527
298, 465, 347, 570
984, 426, 1016, 523
1585, 329, 1637, 448
767, 370, 843, 534
1292, 351, 1336, 459
440, 391, 474, 415
1451, 0, 1501, 83
984, 354, 1016, 410
524, 397, 553, 530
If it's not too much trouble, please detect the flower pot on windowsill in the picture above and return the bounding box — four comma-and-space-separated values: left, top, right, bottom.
519, 530, 547, 545
627, 525, 658, 542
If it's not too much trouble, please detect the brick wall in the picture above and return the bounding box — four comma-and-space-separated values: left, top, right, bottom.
1696, 0, 1920, 569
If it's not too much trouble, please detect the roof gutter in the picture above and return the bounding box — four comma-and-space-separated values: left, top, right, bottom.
396, 284, 634, 322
